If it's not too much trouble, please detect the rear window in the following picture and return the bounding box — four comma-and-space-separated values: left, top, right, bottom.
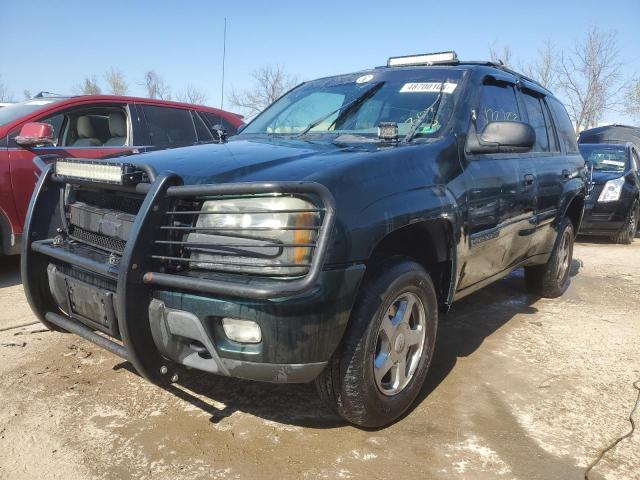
141, 105, 197, 147
547, 97, 579, 154
0, 99, 65, 126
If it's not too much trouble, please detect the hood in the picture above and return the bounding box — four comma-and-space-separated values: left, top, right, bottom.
129, 137, 388, 185
591, 170, 626, 185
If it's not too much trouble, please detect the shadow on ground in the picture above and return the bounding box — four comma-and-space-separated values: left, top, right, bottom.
577, 229, 640, 244
0, 256, 21, 289
129, 263, 582, 429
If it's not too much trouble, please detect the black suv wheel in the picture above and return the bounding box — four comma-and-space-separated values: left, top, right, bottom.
524, 216, 575, 298
315, 258, 438, 427
612, 199, 639, 245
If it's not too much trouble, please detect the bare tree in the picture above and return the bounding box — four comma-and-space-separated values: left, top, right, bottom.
23, 89, 32, 100
142, 70, 171, 100
104, 67, 129, 95
521, 38, 559, 90
0, 75, 14, 102
489, 42, 513, 67
74, 76, 102, 95
557, 26, 624, 131
176, 84, 208, 105
624, 78, 640, 121
228, 65, 298, 118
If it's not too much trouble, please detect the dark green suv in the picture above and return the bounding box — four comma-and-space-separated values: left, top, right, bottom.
23, 52, 586, 427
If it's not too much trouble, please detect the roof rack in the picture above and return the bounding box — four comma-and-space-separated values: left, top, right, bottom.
34, 91, 65, 98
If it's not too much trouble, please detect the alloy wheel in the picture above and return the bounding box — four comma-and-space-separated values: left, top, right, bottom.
373, 292, 427, 396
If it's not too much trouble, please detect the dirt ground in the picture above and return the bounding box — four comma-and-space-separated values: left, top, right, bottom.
0, 238, 639, 480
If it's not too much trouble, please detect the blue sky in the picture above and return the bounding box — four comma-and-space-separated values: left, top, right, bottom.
1, 0, 639, 122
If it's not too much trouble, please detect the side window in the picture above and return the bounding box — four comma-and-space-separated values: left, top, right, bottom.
521, 92, 549, 152
141, 105, 197, 147
40, 106, 129, 147
202, 112, 239, 136
191, 111, 214, 143
547, 97, 579, 153
39, 113, 65, 146
541, 99, 559, 152
632, 151, 640, 172
476, 82, 520, 133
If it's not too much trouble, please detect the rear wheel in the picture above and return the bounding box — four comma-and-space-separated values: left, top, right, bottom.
315, 258, 438, 428
612, 199, 639, 244
524, 216, 574, 298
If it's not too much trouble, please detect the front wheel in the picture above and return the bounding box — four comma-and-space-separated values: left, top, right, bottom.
612, 199, 639, 244
524, 216, 575, 298
315, 258, 438, 428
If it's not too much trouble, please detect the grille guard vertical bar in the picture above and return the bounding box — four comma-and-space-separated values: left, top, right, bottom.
142, 181, 336, 299
116, 172, 185, 384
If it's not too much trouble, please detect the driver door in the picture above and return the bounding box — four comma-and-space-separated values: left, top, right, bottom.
458, 78, 536, 289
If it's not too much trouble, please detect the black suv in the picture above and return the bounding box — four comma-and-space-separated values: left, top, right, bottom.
23, 52, 586, 427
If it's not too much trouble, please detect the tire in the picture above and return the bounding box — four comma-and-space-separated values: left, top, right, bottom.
315, 257, 438, 428
612, 199, 639, 245
524, 216, 575, 298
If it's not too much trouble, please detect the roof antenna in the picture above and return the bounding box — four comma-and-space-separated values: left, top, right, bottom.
220, 17, 227, 110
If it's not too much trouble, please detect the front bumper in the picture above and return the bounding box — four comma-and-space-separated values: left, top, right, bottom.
580, 196, 633, 235
22, 166, 363, 384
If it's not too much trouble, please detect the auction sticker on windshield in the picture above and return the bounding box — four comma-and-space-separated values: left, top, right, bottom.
602, 160, 625, 167
400, 82, 457, 94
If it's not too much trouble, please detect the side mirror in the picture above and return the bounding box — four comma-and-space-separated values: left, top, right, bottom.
469, 121, 535, 154
211, 124, 228, 143
15, 122, 55, 147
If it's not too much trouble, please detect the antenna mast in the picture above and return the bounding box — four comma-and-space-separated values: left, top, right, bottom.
220, 17, 227, 110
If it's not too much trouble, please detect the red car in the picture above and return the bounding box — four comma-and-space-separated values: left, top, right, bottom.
0, 95, 243, 255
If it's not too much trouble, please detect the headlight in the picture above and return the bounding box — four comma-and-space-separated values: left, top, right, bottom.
598, 177, 625, 202
186, 196, 320, 275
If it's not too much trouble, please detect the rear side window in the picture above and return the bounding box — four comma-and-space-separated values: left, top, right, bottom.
541, 99, 559, 152
547, 97, 579, 153
191, 111, 214, 143
202, 112, 239, 136
476, 83, 521, 133
521, 92, 549, 152
142, 105, 197, 147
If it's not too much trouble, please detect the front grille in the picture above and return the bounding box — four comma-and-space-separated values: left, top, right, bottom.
69, 225, 127, 253
65, 187, 143, 255
74, 188, 143, 215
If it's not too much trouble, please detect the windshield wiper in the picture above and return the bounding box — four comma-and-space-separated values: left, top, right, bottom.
403, 81, 447, 143
296, 82, 385, 137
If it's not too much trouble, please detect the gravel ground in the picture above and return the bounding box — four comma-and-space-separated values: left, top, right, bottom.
0, 239, 638, 480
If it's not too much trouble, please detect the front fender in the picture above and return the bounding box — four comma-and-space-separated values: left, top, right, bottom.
336, 184, 461, 263
558, 170, 587, 228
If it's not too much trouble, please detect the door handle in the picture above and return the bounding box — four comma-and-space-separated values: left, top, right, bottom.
524, 174, 535, 186
562, 169, 570, 179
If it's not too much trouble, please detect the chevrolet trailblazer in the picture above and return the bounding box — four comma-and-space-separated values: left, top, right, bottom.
22, 52, 586, 427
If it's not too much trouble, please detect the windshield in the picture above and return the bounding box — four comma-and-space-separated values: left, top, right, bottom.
240, 69, 465, 140
579, 144, 628, 172
0, 98, 65, 127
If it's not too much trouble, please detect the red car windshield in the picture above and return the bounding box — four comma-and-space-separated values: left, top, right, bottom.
0, 98, 67, 127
